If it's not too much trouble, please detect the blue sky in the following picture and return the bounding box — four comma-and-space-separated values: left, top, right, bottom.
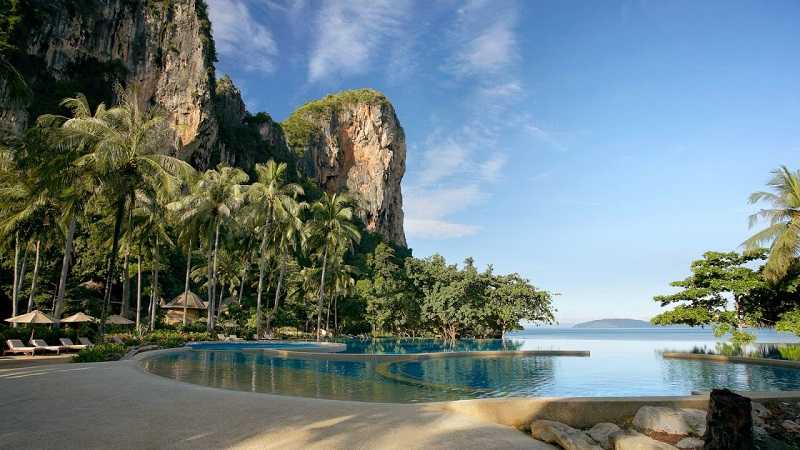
207, 0, 800, 324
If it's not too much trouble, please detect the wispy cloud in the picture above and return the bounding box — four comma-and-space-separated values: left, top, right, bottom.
404, 184, 485, 239
207, 0, 278, 74
447, 0, 519, 77
307, 0, 410, 83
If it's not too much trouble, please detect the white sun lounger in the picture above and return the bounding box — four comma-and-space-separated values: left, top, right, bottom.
30, 339, 62, 354
78, 337, 94, 347
4, 339, 37, 356
59, 338, 87, 351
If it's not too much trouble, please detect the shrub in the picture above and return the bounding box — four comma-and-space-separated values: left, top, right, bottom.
73, 343, 127, 363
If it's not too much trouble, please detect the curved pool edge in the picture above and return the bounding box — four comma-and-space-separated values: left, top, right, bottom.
663, 351, 800, 368
131, 347, 800, 430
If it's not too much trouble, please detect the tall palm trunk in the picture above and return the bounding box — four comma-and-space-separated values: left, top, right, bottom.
121, 247, 130, 317
136, 251, 142, 330
182, 238, 192, 325
237, 262, 247, 305
316, 245, 329, 341
206, 245, 214, 332
15, 242, 29, 316
265, 256, 286, 336
217, 282, 225, 321
121, 205, 133, 317
26, 240, 41, 313
11, 233, 19, 324
255, 228, 268, 338
54, 216, 77, 322
100, 198, 127, 335
209, 219, 221, 330
150, 235, 159, 331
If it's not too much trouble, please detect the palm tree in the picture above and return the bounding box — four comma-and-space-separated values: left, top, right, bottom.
51, 85, 194, 333
307, 193, 361, 340
263, 203, 306, 336
246, 161, 303, 338
744, 166, 800, 281
168, 166, 247, 331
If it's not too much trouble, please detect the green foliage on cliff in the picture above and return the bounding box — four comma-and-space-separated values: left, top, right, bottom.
282, 88, 390, 156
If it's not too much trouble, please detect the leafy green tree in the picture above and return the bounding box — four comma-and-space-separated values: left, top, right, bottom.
650, 250, 800, 342
245, 160, 303, 337
744, 166, 800, 281
306, 193, 361, 340
46, 86, 193, 333
168, 165, 247, 331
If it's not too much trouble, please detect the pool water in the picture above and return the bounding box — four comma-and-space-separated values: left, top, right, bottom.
142, 328, 800, 403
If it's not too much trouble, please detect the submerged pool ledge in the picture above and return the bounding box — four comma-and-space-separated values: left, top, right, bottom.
663, 351, 800, 368
435, 390, 800, 429
251, 348, 590, 361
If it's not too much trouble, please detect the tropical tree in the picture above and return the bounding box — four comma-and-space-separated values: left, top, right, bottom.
168, 165, 247, 331
245, 160, 303, 337
744, 166, 800, 281
307, 193, 361, 340
44, 86, 193, 333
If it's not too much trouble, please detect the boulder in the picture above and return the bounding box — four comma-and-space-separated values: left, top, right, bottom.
609, 430, 677, 450
531, 420, 603, 450
703, 388, 753, 450
588, 423, 622, 449
751, 402, 770, 427
675, 437, 704, 449
632, 406, 706, 437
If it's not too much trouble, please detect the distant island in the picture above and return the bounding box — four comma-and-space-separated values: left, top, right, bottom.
573, 319, 653, 329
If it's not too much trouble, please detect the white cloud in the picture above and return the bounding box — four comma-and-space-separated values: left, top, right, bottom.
404, 184, 484, 239
478, 81, 523, 98
208, 0, 278, 74
307, 0, 410, 83
454, 18, 517, 75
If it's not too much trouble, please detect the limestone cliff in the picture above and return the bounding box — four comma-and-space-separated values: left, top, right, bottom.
283, 90, 406, 246
3, 0, 218, 167
214, 75, 292, 170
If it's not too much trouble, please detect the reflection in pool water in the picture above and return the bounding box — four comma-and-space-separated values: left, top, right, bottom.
337, 338, 524, 354
143, 330, 800, 403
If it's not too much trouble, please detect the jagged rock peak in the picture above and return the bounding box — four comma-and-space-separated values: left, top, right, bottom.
283, 89, 406, 247
2, 0, 219, 168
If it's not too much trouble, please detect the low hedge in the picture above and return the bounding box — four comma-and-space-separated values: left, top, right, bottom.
73, 343, 127, 363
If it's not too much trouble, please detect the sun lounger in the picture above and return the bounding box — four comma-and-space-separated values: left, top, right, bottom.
59, 338, 87, 351
30, 339, 62, 354
78, 337, 94, 347
4, 339, 37, 356
217, 334, 229, 341
228, 335, 244, 341
110, 335, 125, 345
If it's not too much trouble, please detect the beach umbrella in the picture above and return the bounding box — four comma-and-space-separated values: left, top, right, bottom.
106, 315, 135, 325
60, 312, 97, 323
4, 310, 55, 340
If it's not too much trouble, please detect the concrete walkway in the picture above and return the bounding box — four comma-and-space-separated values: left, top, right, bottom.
0, 359, 547, 449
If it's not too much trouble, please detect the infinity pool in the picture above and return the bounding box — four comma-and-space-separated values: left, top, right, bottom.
141, 330, 800, 403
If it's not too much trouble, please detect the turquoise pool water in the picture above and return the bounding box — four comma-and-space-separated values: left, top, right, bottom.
142, 329, 800, 403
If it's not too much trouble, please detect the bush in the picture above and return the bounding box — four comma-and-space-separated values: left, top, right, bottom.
140, 330, 212, 348
73, 343, 127, 363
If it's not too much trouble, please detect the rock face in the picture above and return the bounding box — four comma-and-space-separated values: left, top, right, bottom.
284, 89, 406, 246
3, 0, 219, 167
632, 406, 706, 438
703, 389, 753, 450
531, 420, 603, 450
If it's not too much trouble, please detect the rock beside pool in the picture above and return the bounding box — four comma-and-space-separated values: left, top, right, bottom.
751, 402, 770, 427
632, 406, 706, 438
674, 437, 704, 449
531, 420, 604, 450
703, 389, 752, 450
608, 430, 677, 450
587, 423, 621, 449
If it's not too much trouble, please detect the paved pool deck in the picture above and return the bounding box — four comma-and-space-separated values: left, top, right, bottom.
0, 358, 547, 450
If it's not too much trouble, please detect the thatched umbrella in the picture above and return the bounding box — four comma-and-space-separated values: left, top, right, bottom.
106, 314, 134, 325
5, 310, 55, 340
60, 312, 97, 324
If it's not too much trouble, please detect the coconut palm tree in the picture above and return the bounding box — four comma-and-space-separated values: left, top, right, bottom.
306, 193, 361, 340
246, 161, 304, 337
50, 85, 193, 333
168, 166, 247, 331
263, 202, 306, 336
744, 166, 800, 281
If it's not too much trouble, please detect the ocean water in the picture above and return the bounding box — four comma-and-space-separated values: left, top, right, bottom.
142, 328, 800, 403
